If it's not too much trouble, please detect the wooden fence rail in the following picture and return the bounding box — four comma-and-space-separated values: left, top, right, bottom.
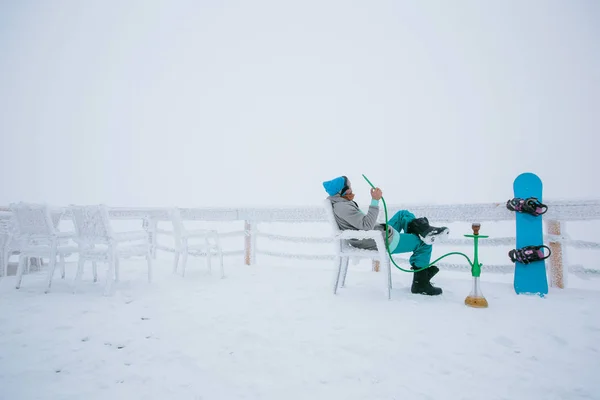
2, 199, 600, 288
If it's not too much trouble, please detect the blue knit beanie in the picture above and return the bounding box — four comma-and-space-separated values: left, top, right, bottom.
323, 176, 349, 196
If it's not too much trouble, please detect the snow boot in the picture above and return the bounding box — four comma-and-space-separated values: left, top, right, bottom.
411, 265, 443, 296
425, 265, 439, 280
407, 217, 450, 245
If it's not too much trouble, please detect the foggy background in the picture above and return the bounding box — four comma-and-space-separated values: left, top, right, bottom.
1, 0, 598, 208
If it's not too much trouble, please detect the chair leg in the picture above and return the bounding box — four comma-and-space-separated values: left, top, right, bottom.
114, 257, 120, 282
340, 257, 350, 288
45, 250, 58, 293
206, 251, 213, 275
60, 255, 66, 279
2, 245, 11, 277
218, 247, 225, 279
92, 262, 98, 282
1, 248, 7, 278
173, 251, 180, 274
386, 260, 392, 300
104, 259, 115, 296
205, 238, 212, 274
333, 256, 343, 295
146, 251, 153, 283
74, 258, 85, 293
15, 255, 26, 289
6, 251, 11, 278
181, 248, 188, 277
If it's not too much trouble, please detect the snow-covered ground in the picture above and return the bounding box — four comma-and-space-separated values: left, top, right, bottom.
1, 255, 599, 400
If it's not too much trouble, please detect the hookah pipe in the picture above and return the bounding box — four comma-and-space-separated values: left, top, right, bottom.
362, 174, 488, 307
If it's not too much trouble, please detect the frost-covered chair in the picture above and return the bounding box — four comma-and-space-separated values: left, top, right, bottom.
323, 199, 393, 299
70, 205, 153, 295
1, 214, 46, 278
0, 215, 13, 278
9, 202, 78, 292
156, 208, 224, 278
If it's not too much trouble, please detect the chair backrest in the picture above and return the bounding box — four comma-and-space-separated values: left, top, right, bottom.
0, 216, 12, 235
169, 208, 185, 240
50, 210, 62, 230
9, 202, 56, 237
0, 216, 11, 251
323, 199, 342, 235
169, 208, 184, 230
69, 205, 113, 245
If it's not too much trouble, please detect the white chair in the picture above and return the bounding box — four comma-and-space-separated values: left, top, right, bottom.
0, 215, 13, 278
1, 214, 44, 278
9, 202, 77, 292
70, 205, 152, 296
156, 208, 224, 278
323, 199, 393, 299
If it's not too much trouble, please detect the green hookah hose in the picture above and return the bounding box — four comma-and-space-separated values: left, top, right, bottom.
361, 174, 473, 273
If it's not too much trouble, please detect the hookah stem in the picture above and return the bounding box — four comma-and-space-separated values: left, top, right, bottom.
472, 235, 481, 277
361, 174, 473, 273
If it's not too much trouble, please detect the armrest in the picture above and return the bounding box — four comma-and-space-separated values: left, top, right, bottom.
337, 230, 382, 240
113, 231, 148, 242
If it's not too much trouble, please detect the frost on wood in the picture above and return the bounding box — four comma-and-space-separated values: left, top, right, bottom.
1, 200, 599, 277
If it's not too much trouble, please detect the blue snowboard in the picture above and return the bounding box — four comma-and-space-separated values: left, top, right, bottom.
512, 173, 548, 296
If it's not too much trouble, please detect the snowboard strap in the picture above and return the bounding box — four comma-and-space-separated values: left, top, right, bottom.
509, 245, 551, 264
506, 197, 548, 216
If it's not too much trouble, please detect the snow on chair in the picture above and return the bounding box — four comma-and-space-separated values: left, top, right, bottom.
9, 202, 77, 292
1, 213, 48, 279
70, 205, 152, 296
323, 199, 393, 299
165, 208, 224, 279
0, 215, 13, 278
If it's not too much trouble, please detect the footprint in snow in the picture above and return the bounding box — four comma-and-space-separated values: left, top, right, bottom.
104, 342, 126, 349
551, 335, 568, 346
494, 335, 516, 348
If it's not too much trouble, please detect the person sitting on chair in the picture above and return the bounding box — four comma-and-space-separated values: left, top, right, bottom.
323, 175, 449, 296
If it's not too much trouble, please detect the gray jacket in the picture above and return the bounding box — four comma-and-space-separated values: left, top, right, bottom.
327, 195, 393, 250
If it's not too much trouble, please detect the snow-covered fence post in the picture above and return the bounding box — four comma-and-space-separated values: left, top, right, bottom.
143, 217, 158, 259
244, 220, 256, 265
372, 260, 380, 272
547, 220, 564, 288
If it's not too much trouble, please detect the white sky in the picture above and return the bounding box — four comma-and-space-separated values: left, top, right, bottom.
1, 0, 598, 208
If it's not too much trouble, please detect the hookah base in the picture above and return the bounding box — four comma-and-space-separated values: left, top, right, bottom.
465, 295, 489, 308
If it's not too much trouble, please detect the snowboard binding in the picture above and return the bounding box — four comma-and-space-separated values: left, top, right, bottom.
406, 217, 450, 245
506, 197, 548, 216
509, 245, 551, 264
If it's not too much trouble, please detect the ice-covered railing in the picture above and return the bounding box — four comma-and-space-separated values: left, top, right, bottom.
242, 201, 600, 287
1, 200, 600, 288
